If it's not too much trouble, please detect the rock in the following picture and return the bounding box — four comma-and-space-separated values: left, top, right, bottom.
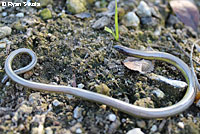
118, 8, 125, 19
108, 119, 121, 134
140, 17, 158, 27
95, 83, 110, 95
73, 106, 82, 119
0, 26, 12, 39
75, 12, 92, 19
134, 97, 154, 108
122, 12, 140, 27
177, 122, 184, 129
70, 123, 82, 132
150, 125, 157, 132
16, 12, 24, 18
136, 1, 152, 18
136, 120, 146, 128
108, 113, 117, 122
75, 128, 82, 134
13, 21, 25, 31
0, 41, 6, 48
40, 8, 52, 20
167, 14, 180, 26
2, 12, 7, 17
29, 92, 41, 105
45, 127, 53, 134
119, 25, 129, 35
78, 83, 85, 89
67, 0, 87, 14
152, 89, 165, 99
92, 16, 111, 29
126, 128, 144, 134
52, 99, 61, 107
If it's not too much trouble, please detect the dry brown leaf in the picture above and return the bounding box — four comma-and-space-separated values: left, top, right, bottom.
123, 57, 154, 73
170, 0, 199, 32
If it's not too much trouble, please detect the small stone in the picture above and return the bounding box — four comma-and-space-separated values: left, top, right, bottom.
6, 82, 10, 86
78, 83, 84, 89
24, 71, 34, 79
0, 26, 12, 39
52, 99, 61, 107
140, 17, 158, 27
122, 12, 140, 27
0, 41, 6, 48
136, 1, 152, 18
67, 0, 87, 14
108, 119, 121, 134
136, 120, 146, 128
119, 25, 129, 35
95, 83, 110, 95
134, 97, 154, 108
75, 12, 92, 19
92, 16, 111, 29
76, 128, 82, 134
29, 92, 41, 104
126, 128, 144, 134
4, 115, 10, 119
19, 124, 25, 131
15, 84, 24, 91
177, 122, 184, 129
16, 12, 24, 18
13, 21, 25, 31
45, 127, 53, 134
108, 114, 116, 122
70, 123, 82, 132
152, 89, 165, 99
2, 12, 7, 17
150, 125, 157, 132
40, 8, 52, 20
73, 106, 82, 119
31, 127, 44, 134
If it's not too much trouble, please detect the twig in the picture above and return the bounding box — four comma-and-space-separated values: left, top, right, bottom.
190, 39, 200, 91
168, 34, 200, 66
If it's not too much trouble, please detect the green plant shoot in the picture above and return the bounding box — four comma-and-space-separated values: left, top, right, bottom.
104, 0, 119, 41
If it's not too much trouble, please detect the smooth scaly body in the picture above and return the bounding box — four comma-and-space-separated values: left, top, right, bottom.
2, 46, 197, 118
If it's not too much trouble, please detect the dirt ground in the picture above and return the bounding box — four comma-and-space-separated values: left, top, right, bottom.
0, 0, 200, 134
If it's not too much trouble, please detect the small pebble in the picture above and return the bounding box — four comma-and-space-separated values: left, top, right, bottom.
92, 16, 111, 29
76, 128, 82, 134
108, 113, 117, 122
95, 83, 110, 95
0, 42, 6, 48
177, 122, 184, 129
78, 83, 84, 89
16, 12, 24, 17
126, 128, 144, 134
122, 12, 140, 27
45, 127, 53, 134
136, 1, 152, 18
0, 26, 12, 39
67, 0, 87, 14
152, 89, 165, 99
136, 120, 146, 128
6, 81, 10, 86
52, 99, 61, 107
151, 125, 157, 132
73, 106, 82, 119
2, 12, 7, 17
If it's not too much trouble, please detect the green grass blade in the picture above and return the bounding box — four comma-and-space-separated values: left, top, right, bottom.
115, 0, 119, 41
104, 26, 116, 38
